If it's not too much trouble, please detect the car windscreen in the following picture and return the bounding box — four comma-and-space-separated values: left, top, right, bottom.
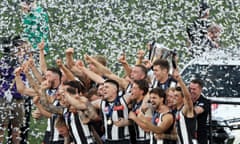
181, 64, 240, 97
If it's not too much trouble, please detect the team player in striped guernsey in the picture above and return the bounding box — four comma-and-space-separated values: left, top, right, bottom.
141, 87, 177, 144
173, 70, 197, 144
61, 81, 100, 144
90, 79, 132, 144
34, 41, 64, 144
83, 52, 150, 144
40, 80, 98, 144
43, 68, 65, 144
128, 79, 151, 144
151, 59, 177, 91
84, 54, 148, 97
14, 65, 65, 144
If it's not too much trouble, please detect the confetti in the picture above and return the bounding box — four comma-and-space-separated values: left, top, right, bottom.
0, 0, 240, 142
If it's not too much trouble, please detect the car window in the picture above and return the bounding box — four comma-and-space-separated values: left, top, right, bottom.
181, 64, 240, 97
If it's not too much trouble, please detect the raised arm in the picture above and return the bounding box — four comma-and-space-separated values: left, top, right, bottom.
75, 60, 104, 84
63, 92, 88, 110
38, 41, 47, 74
85, 54, 111, 75
28, 56, 43, 84
63, 91, 99, 121
85, 54, 129, 89
56, 59, 75, 81
70, 60, 85, 77
118, 52, 132, 77
65, 48, 75, 69
14, 67, 37, 97
173, 69, 194, 117
68, 60, 92, 89
23, 61, 41, 95
39, 80, 63, 115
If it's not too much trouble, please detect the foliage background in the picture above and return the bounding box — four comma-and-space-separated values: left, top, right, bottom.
0, 0, 240, 143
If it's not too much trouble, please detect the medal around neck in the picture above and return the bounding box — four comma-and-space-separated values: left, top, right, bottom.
107, 119, 112, 125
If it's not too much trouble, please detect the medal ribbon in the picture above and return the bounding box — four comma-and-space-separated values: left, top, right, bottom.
151, 111, 160, 125
106, 96, 120, 119
132, 101, 143, 113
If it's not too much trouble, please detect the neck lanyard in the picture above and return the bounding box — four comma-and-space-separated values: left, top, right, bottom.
106, 96, 120, 118
132, 100, 143, 112
151, 111, 160, 125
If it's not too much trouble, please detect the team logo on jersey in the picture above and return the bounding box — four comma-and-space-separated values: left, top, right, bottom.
104, 107, 109, 113
113, 105, 124, 111
135, 109, 140, 115
155, 118, 159, 124
176, 113, 180, 121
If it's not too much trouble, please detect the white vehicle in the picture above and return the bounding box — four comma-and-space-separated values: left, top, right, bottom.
180, 49, 240, 144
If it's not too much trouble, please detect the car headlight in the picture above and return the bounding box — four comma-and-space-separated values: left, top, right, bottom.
217, 120, 228, 127
226, 118, 240, 129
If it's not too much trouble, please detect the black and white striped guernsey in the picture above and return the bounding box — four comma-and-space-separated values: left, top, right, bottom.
132, 101, 150, 143
100, 96, 130, 141
175, 107, 197, 144
46, 99, 64, 143
150, 111, 176, 144
151, 76, 177, 91
63, 108, 96, 144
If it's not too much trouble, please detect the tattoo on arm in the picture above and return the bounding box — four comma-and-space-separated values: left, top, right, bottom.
39, 89, 63, 115
25, 72, 40, 95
